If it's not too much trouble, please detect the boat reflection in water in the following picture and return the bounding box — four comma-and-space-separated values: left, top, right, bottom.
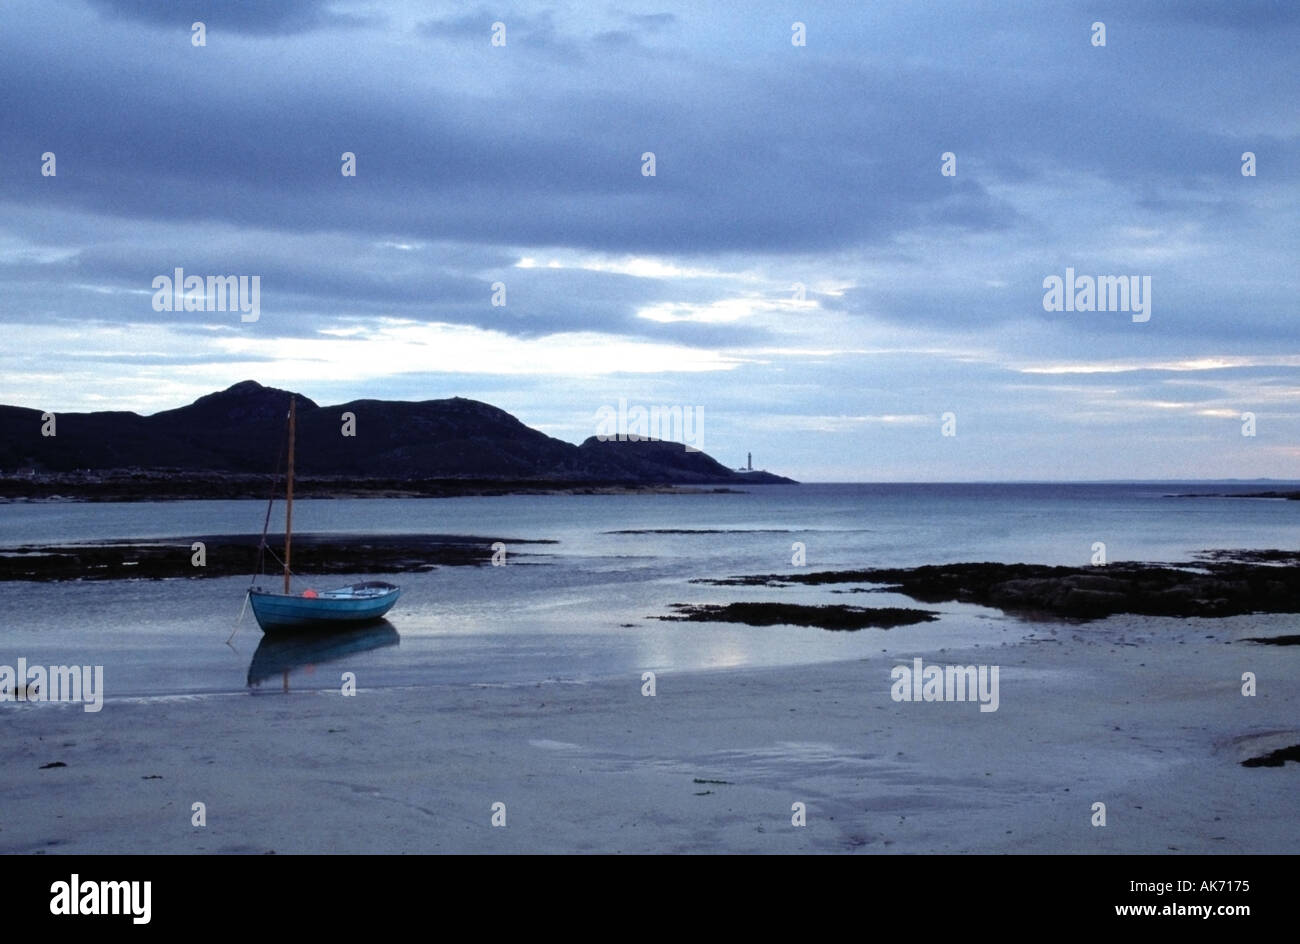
247, 621, 399, 692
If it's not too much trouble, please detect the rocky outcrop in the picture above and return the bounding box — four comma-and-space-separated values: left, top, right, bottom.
696, 555, 1300, 621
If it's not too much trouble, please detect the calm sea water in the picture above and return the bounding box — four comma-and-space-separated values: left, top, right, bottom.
1, 482, 1296, 699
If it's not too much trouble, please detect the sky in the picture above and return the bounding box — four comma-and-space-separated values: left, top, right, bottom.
1, 0, 1297, 481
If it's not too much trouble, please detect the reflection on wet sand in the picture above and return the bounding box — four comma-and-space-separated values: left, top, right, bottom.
247, 622, 399, 691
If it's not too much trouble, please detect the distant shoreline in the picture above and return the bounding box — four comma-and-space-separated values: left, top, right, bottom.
1169, 490, 1300, 500
0, 472, 757, 503
6, 477, 1296, 503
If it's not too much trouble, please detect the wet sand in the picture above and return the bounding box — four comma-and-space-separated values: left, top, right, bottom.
2, 612, 1295, 854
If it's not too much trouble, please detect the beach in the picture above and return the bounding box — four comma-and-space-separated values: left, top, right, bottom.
4, 609, 1294, 854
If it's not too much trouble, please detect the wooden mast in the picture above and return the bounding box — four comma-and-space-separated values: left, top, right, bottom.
284, 396, 295, 594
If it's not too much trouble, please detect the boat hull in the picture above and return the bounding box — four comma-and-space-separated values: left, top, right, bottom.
249, 581, 401, 634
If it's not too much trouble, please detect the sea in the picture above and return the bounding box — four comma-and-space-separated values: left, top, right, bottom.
1, 482, 1296, 699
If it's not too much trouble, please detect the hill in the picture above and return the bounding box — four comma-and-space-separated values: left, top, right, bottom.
0, 381, 795, 494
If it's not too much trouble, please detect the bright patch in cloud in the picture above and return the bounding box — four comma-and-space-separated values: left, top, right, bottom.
1020, 355, 1300, 375
637, 292, 819, 324
215, 319, 743, 379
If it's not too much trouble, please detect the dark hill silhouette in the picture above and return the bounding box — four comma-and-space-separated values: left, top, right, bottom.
0, 381, 795, 487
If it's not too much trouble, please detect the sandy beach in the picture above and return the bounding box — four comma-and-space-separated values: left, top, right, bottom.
4, 611, 1295, 855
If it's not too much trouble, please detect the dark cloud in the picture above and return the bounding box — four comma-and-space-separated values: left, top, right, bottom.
0, 14, 1125, 260
416, 8, 581, 57
84, 0, 375, 35
626, 12, 676, 31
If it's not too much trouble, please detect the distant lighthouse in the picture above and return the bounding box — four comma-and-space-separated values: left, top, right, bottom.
747, 452, 752, 471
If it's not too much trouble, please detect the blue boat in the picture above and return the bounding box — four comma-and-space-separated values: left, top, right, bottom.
249, 581, 401, 634
244, 396, 402, 635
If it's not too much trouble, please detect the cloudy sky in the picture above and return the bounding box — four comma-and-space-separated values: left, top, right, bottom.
2, 0, 1297, 480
